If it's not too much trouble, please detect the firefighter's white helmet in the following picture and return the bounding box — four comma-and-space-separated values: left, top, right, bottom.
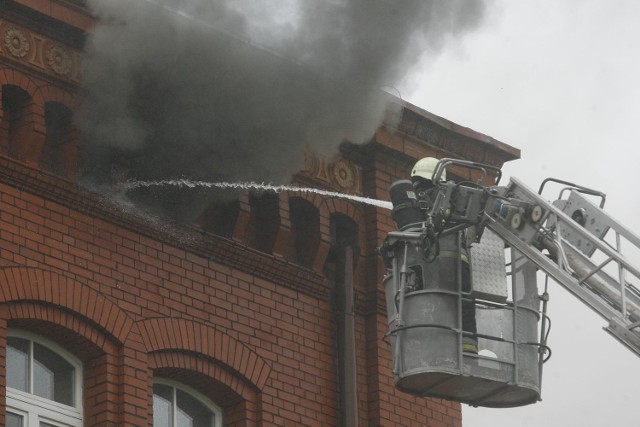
411, 157, 445, 182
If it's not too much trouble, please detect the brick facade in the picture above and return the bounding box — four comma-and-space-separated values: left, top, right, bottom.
0, 1, 519, 426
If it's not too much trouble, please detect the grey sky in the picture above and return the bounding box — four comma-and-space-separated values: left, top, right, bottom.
402, 1, 640, 425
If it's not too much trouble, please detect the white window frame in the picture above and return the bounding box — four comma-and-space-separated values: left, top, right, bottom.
153, 378, 223, 427
6, 329, 83, 427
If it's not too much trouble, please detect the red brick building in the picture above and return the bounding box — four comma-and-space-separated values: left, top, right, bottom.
0, 1, 519, 426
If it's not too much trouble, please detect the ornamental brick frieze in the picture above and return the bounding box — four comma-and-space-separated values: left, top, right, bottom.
302, 149, 362, 194
4, 26, 30, 58
46, 43, 73, 76
0, 20, 81, 83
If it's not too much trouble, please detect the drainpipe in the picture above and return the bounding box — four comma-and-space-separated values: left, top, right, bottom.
336, 245, 359, 427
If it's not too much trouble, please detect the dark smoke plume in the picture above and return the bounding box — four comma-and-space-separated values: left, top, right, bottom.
78, 0, 486, 222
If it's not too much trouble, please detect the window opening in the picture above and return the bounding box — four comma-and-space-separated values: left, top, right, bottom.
289, 198, 320, 267
41, 102, 76, 177
6, 330, 82, 427
198, 200, 240, 238
6, 409, 25, 427
153, 379, 222, 427
248, 192, 279, 253
1, 85, 31, 158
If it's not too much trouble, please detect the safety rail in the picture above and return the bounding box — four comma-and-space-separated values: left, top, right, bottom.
381, 157, 640, 410
381, 227, 547, 407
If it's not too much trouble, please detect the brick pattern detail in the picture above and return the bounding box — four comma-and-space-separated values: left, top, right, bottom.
0, 20, 83, 83
0, 267, 134, 342
1, 67, 78, 173
138, 318, 271, 391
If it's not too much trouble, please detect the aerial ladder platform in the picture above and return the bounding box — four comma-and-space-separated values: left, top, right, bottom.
381, 159, 640, 407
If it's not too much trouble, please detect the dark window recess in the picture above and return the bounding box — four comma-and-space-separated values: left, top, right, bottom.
289, 198, 320, 268
1, 85, 31, 158
248, 192, 279, 253
41, 102, 76, 177
324, 213, 359, 282
198, 200, 240, 238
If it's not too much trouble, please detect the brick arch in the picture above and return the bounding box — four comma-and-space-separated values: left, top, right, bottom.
3, 302, 117, 356
287, 193, 328, 220
138, 317, 272, 391
0, 267, 147, 425
37, 84, 77, 110
0, 303, 127, 425
39, 86, 80, 179
288, 192, 358, 236
286, 190, 324, 208
286, 190, 328, 218
313, 197, 367, 277
320, 197, 364, 227
150, 352, 260, 426
321, 199, 366, 250
0, 67, 44, 104
1, 69, 49, 164
0, 267, 135, 344
285, 192, 327, 241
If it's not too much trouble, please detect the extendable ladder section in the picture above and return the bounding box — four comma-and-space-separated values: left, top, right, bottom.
485, 177, 640, 357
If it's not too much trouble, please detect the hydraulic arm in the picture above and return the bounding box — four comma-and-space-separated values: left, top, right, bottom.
482, 176, 640, 356
426, 159, 640, 357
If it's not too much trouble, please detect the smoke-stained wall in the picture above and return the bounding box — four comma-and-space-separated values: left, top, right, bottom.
77, 0, 486, 221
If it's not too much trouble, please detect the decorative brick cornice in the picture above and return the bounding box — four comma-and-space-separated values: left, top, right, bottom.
298, 149, 362, 194
384, 99, 520, 165
0, 19, 82, 86
0, 155, 330, 300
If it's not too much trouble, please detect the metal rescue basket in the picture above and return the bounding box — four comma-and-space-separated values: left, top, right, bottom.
381, 209, 550, 408
380, 159, 550, 407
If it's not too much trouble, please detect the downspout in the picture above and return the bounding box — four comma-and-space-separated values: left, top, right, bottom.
336, 245, 359, 427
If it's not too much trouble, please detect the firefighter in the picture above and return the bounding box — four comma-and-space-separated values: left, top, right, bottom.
411, 157, 479, 353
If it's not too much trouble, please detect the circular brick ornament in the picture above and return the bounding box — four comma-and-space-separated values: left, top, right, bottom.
46, 44, 72, 76
4, 27, 30, 58
331, 158, 357, 191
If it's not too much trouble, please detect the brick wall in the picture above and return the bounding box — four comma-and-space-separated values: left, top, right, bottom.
0, 2, 520, 426
0, 150, 485, 426
0, 169, 333, 425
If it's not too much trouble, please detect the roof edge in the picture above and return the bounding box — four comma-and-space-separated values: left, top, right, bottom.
396, 98, 521, 161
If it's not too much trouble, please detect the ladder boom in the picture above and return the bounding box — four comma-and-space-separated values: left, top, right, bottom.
485, 177, 640, 356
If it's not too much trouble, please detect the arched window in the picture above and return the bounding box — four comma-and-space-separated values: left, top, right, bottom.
1, 84, 32, 158
248, 192, 279, 253
41, 102, 77, 178
153, 379, 222, 427
289, 197, 320, 268
6, 330, 83, 427
198, 199, 240, 238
